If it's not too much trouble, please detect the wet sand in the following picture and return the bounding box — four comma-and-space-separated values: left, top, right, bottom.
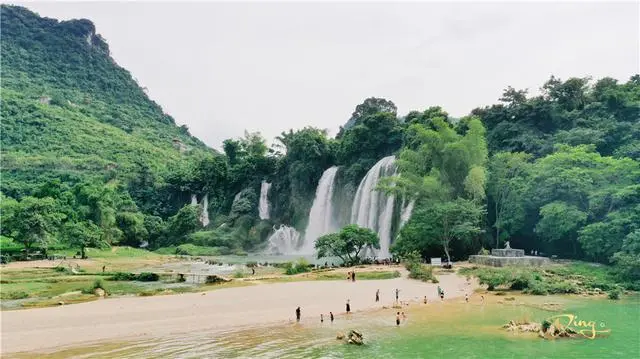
0, 271, 474, 354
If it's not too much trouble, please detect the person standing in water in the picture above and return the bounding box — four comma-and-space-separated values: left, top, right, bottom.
440, 290, 445, 301
396, 312, 401, 326
465, 293, 469, 303
330, 311, 334, 323
320, 314, 324, 323
296, 307, 301, 322
375, 289, 380, 302
346, 299, 351, 314
423, 296, 428, 304
395, 288, 400, 303
352, 271, 356, 282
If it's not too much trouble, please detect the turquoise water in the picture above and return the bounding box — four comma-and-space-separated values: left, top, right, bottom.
12, 295, 639, 358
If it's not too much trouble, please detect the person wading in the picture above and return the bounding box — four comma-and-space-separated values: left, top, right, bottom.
346, 299, 351, 314
396, 312, 401, 326
295, 307, 301, 322
330, 312, 334, 323
375, 289, 380, 302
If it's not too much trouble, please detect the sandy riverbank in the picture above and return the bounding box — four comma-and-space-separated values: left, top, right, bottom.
0, 271, 475, 354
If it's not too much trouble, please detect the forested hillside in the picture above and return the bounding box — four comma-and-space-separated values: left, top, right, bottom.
1, 6, 638, 284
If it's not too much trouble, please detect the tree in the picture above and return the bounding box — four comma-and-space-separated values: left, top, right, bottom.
535, 201, 587, 257
3, 196, 64, 255
340, 97, 397, 134
116, 211, 148, 247
487, 152, 531, 247
62, 221, 104, 259
315, 225, 379, 265
165, 205, 200, 246
394, 199, 484, 262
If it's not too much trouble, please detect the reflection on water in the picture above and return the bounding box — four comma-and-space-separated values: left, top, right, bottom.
10, 295, 640, 359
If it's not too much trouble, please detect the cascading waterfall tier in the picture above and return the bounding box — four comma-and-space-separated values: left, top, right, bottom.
400, 199, 416, 228
199, 195, 210, 227
266, 225, 302, 255
301, 166, 339, 254
259, 181, 272, 220
350, 156, 397, 259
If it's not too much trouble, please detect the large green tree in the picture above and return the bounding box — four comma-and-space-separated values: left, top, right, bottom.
315, 225, 379, 265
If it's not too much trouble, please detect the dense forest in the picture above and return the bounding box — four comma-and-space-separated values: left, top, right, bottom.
1, 6, 638, 283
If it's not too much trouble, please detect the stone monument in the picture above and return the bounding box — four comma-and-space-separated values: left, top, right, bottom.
469, 242, 549, 267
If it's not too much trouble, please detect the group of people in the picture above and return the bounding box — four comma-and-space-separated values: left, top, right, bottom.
346, 271, 356, 281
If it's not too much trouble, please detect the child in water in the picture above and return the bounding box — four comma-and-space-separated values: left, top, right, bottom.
396, 312, 401, 326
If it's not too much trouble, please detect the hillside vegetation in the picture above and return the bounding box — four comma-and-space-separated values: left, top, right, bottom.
1, 6, 638, 286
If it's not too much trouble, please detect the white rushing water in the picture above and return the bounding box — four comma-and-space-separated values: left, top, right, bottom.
190, 194, 198, 206
301, 166, 339, 254
350, 156, 397, 259
199, 195, 210, 227
266, 225, 302, 255
259, 181, 272, 220
400, 199, 416, 228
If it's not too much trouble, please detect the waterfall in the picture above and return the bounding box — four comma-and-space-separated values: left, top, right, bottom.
350, 156, 397, 259
400, 199, 416, 228
259, 181, 272, 220
199, 195, 210, 227
266, 225, 301, 255
301, 166, 339, 254
190, 194, 198, 206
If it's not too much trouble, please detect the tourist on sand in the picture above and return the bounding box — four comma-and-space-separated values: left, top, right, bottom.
424, 296, 428, 304
396, 312, 401, 326
376, 289, 380, 302
102, 265, 106, 273
347, 271, 351, 281
481, 295, 485, 303
330, 311, 334, 323
465, 293, 469, 303
346, 299, 351, 314
440, 290, 445, 301
296, 307, 301, 322
395, 288, 400, 302
437, 286, 442, 297
321, 314, 324, 323
352, 271, 356, 282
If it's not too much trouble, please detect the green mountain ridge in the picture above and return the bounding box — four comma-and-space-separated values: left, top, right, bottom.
1, 5, 212, 197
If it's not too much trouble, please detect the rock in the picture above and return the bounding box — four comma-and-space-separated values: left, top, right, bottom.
346, 330, 364, 345
58, 301, 65, 306
538, 330, 545, 338
94, 288, 106, 297
336, 332, 345, 340
505, 297, 516, 301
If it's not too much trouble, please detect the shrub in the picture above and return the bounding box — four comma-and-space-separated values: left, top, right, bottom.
136, 272, 159, 282
205, 275, 228, 284
408, 263, 436, 282
82, 279, 106, 294
284, 258, 311, 275
109, 272, 137, 281
510, 272, 534, 290
608, 288, 621, 300
233, 270, 245, 278
1, 291, 29, 300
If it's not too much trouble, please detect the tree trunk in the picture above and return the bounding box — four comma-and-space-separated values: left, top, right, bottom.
443, 240, 451, 263
495, 201, 500, 248
81, 245, 86, 259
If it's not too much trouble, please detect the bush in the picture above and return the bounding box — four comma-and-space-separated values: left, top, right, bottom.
1, 291, 29, 300
284, 258, 312, 275
109, 272, 137, 281
233, 270, 245, 278
608, 288, 621, 300
408, 263, 436, 282
136, 272, 159, 282
82, 279, 106, 294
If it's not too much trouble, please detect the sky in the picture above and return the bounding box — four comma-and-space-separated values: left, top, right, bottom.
10, 1, 640, 149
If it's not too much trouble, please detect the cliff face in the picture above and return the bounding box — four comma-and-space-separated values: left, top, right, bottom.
0, 5, 213, 196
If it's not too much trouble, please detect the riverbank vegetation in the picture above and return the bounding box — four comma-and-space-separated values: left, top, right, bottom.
1, 5, 638, 288
459, 262, 637, 297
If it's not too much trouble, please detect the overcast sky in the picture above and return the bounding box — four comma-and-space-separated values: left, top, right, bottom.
11, 1, 640, 149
